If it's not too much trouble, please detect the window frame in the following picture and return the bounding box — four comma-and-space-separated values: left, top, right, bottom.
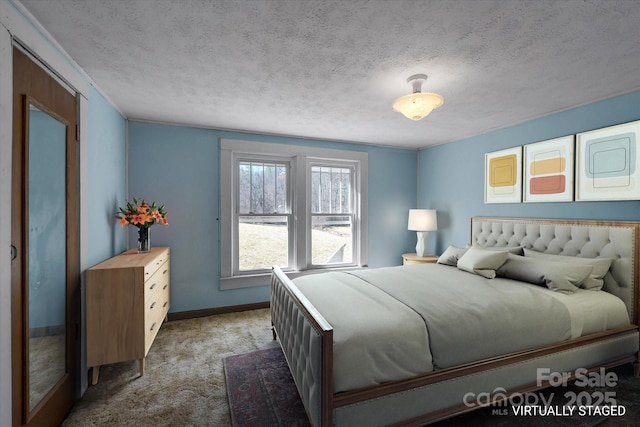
306, 161, 358, 268
220, 139, 368, 289
235, 158, 294, 274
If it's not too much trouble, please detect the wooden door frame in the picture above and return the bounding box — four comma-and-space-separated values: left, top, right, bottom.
0, 22, 14, 427
11, 46, 79, 427
1, 5, 92, 425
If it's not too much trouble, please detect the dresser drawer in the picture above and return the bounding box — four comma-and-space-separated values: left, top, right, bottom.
144, 300, 164, 331
144, 260, 169, 300
144, 314, 163, 355
144, 292, 168, 353
144, 261, 170, 350
143, 249, 170, 279
158, 274, 170, 312
144, 273, 167, 320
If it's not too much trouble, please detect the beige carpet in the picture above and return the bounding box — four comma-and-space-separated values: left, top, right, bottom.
62, 309, 278, 427
30, 333, 65, 410
63, 308, 640, 426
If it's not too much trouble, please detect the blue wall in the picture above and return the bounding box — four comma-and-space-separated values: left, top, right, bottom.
86, 86, 127, 267
127, 121, 418, 312
419, 91, 640, 253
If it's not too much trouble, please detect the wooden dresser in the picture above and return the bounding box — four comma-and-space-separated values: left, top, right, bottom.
86, 246, 170, 384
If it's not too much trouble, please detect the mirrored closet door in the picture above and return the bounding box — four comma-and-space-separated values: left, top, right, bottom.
11, 46, 79, 427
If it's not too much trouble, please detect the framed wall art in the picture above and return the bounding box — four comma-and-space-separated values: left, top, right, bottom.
576, 120, 640, 201
523, 135, 574, 202
484, 146, 522, 204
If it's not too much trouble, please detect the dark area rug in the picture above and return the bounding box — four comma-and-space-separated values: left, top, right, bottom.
224, 347, 311, 427
224, 347, 639, 426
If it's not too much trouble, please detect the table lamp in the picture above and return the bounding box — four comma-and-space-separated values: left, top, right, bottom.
408, 209, 437, 257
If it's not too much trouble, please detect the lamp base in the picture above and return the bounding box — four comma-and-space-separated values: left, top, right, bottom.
415, 231, 429, 257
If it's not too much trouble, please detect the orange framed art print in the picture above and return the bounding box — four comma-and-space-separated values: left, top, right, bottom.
484, 146, 522, 204
523, 135, 574, 202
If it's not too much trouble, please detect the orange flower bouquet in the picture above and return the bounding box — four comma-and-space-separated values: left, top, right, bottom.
117, 198, 168, 252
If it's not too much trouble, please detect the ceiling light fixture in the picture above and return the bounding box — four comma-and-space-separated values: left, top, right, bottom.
392, 74, 444, 121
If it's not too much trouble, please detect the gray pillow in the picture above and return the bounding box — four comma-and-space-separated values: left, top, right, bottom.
522, 249, 612, 290
497, 254, 593, 294
437, 245, 468, 266
457, 245, 509, 279
484, 246, 524, 256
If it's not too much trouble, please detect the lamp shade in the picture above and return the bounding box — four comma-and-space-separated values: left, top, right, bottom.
408, 209, 437, 231
392, 93, 444, 121
392, 74, 443, 121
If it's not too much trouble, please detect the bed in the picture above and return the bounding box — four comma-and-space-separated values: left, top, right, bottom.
270, 217, 640, 426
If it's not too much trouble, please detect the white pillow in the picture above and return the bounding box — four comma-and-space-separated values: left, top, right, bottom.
457, 244, 509, 279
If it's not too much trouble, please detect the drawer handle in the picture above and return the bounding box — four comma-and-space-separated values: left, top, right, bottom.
150, 301, 157, 310
163, 301, 168, 308
162, 283, 168, 290
150, 322, 157, 332
163, 269, 168, 275
149, 283, 157, 290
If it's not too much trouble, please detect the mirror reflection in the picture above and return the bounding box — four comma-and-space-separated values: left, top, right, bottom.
27, 103, 67, 410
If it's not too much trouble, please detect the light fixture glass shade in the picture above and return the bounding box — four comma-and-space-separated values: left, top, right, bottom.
393, 92, 444, 121
407, 209, 438, 231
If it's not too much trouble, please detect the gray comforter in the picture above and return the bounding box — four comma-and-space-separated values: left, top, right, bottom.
293, 263, 573, 392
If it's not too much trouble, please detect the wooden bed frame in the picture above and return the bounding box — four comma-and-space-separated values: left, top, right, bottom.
270, 217, 640, 426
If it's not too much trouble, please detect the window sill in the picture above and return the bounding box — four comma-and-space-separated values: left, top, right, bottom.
220, 265, 368, 290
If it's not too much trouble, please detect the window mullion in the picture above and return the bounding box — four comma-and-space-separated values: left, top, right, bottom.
294, 155, 308, 270
262, 163, 266, 214
274, 165, 279, 214
329, 169, 333, 213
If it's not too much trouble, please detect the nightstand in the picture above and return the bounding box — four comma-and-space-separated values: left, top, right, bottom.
402, 253, 439, 265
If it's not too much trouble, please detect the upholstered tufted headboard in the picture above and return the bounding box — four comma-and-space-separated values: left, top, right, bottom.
471, 217, 640, 325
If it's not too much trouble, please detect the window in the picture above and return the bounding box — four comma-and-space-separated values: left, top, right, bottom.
237, 161, 291, 272
310, 165, 354, 265
220, 140, 368, 289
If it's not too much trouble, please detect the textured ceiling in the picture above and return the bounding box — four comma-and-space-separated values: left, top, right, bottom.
17, 0, 640, 149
